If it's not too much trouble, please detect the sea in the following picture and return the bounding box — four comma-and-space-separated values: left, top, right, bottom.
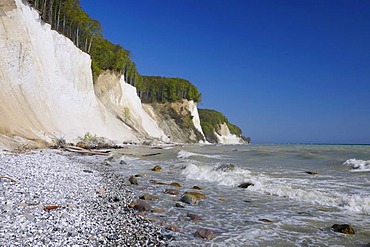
113, 144, 370, 246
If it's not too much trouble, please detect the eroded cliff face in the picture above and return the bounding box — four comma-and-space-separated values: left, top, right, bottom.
0, 0, 241, 148
0, 0, 140, 146
214, 123, 245, 144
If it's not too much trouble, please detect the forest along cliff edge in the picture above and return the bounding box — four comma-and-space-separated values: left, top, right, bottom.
0, 0, 246, 149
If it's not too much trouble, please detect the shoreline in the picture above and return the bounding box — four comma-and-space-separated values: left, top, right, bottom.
0, 149, 166, 246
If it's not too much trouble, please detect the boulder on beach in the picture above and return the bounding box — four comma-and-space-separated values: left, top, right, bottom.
331, 224, 355, 234
152, 165, 162, 172
164, 189, 179, 195
187, 213, 202, 221
238, 182, 254, 188
129, 175, 138, 185
194, 228, 217, 240
132, 200, 152, 212
184, 191, 206, 199
180, 194, 199, 205
169, 182, 181, 187
139, 193, 160, 201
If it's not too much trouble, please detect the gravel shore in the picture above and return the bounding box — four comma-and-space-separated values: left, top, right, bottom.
0, 149, 166, 246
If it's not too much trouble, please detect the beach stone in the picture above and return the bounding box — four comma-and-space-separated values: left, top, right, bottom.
187, 213, 202, 221
214, 163, 237, 172
119, 160, 127, 165
259, 218, 273, 223
238, 182, 254, 188
194, 228, 216, 240
152, 165, 162, 172
304, 171, 319, 175
129, 175, 138, 185
184, 191, 206, 199
175, 203, 185, 208
331, 224, 355, 234
169, 182, 181, 187
133, 200, 152, 212
192, 186, 202, 190
107, 234, 119, 241
82, 169, 93, 173
164, 189, 179, 195
180, 194, 199, 205
140, 193, 160, 201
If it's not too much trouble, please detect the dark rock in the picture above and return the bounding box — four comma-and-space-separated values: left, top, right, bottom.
107, 234, 119, 241
129, 175, 138, 185
187, 213, 202, 221
331, 224, 355, 234
184, 191, 206, 199
304, 171, 319, 175
134, 174, 143, 177
194, 228, 217, 240
192, 186, 202, 190
214, 163, 237, 172
133, 200, 152, 212
82, 169, 93, 173
258, 218, 273, 223
152, 165, 162, 172
164, 189, 179, 195
180, 194, 199, 205
139, 193, 160, 201
175, 203, 185, 208
112, 197, 120, 202
238, 182, 254, 188
119, 160, 127, 165
169, 182, 181, 187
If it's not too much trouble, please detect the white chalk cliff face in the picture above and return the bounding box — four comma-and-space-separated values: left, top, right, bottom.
215, 123, 244, 144
0, 0, 150, 144
94, 72, 169, 142
0, 0, 242, 147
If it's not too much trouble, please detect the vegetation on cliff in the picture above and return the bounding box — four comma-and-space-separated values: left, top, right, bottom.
138, 76, 201, 103
198, 109, 243, 143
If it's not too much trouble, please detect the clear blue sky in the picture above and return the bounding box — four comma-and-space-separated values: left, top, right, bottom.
80, 0, 370, 144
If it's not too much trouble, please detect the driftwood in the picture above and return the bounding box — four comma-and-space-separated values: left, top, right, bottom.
124, 152, 161, 158
63, 146, 110, 156
0, 176, 17, 182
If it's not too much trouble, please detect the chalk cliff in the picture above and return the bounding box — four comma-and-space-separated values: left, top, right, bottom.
0, 0, 244, 149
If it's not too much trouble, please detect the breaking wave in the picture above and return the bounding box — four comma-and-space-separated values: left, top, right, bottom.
177, 150, 223, 159
343, 159, 370, 172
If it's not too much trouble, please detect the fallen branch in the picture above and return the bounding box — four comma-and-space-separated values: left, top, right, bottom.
63, 147, 110, 156
0, 176, 17, 182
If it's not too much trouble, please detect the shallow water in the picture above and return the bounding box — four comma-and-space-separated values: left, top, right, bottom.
113, 144, 370, 246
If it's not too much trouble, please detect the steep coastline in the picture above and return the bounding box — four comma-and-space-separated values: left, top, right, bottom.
0, 0, 246, 149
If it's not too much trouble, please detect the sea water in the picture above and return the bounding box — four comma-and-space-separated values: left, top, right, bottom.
113, 144, 370, 246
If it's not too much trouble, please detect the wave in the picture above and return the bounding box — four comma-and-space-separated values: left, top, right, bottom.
182, 163, 370, 215
177, 150, 223, 159
343, 158, 370, 172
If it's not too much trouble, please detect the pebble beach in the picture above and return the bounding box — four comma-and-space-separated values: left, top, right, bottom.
0, 149, 166, 246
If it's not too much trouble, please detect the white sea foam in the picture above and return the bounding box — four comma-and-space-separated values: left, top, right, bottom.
182, 162, 370, 215
343, 158, 370, 172
177, 150, 223, 159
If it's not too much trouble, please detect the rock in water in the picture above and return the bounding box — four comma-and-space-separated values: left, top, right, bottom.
331, 224, 355, 234
187, 213, 202, 221
184, 191, 206, 199
180, 194, 199, 205
192, 186, 202, 190
238, 182, 254, 188
133, 200, 152, 212
164, 189, 179, 195
139, 193, 160, 201
194, 228, 217, 240
152, 165, 162, 172
214, 163, 237, 172
129, 175, 138, 185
